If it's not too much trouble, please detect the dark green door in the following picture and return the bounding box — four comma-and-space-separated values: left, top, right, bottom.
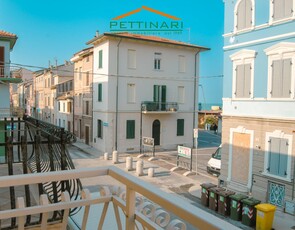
152, 120, 160, 145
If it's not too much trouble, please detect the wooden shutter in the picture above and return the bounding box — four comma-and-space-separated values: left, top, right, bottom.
99, 50, 103, 68
279, 139, 288, 177
284, 0, 293, 18
97, 120, 102, 138
282, 59, 292, 98
98, 83, 102, 101
161, 85, 166, 110
268, 137, 281, 175
235, 65, 244, 97
244, 64, 251, 97
126, 120, 135, 139
273, 0, 284, 20
245, 0, 252, 28
271, 60, 282, 97
237, 0, 246, 30
177, 119, 184, 136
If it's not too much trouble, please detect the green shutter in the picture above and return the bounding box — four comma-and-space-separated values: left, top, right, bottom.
99, 50, 103, 68
126, 120, 135, 139
98, 83, 102, 101
177, 119, 184, 136
161, 85, 166, 110
153, 85, 159, 102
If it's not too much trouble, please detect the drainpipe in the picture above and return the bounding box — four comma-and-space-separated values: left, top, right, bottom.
193, 50, 200, 148
115, 38, 122, 151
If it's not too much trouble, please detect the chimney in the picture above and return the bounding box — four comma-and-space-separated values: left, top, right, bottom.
96, 30, 99, 37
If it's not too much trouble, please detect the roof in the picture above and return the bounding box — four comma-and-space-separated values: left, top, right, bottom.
87, 32, 209, 51
0, 30, 18, 49
71, 47, 93, 62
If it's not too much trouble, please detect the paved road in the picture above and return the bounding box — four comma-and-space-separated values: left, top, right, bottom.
197, 129, 221, 149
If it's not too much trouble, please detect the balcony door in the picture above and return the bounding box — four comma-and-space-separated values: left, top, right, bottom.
153, 85, 166, 111
152, 119, 160, 146
0, 46, 4, 77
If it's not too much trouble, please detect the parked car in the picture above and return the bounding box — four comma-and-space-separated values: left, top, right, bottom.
207, 145, 221, 176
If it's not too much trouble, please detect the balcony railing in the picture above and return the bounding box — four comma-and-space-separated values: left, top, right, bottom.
141, 101, 178, 113
0, 166, 237, 230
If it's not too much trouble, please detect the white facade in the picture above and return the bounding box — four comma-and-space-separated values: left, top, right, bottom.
88, 33, 208, 153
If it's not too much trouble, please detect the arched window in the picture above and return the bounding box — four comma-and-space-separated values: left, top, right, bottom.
235, 0, 254, 31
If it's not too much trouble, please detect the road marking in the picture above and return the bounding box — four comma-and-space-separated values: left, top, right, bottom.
198, 140, 221, 145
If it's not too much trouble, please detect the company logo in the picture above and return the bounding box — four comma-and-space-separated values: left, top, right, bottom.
110, 6, 184, 35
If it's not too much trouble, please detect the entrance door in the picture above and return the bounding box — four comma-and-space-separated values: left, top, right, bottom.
85, 126, 90, 145
152, 119, 160, 145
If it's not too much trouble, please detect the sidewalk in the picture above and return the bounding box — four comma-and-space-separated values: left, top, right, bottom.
70, 144, 295, 230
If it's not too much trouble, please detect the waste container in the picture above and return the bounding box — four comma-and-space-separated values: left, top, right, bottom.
241, 197, 261, 227
229, 194, 248, 221
209, 187, 225, 211
217, 190, 235, 216
200, 183, 216, 207
255, 203, 276, 230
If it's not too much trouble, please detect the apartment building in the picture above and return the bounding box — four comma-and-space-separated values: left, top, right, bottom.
221, 0, 295, 210
86, 32, 208, 153
71, 47, 93, 145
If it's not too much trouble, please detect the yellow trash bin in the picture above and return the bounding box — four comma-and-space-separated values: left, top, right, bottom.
255, 203, 276, 230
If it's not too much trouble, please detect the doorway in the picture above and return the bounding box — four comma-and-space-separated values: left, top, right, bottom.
85, 126, 90, 145
152, 119, 160, 145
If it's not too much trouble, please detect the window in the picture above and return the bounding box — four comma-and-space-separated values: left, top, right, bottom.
178, 86, 185, 103
79, 67, 82, 80
58, 102, 61, 111
63, 102, 65, 112
98, 50, 103, 68
267, 137, 288, 177
86, 71, 90, 86
177, 119, 184, 136
86, 55, 89, 62
235, 0, 253, 31
98, 83, 102, 101
128, 49, 136, 69
178, 55, 186, 73
234, 64, 251, 98
126, 120, 135, 139
127, 83, 136, 103
154, 53, 162, 70
265, 42, 295, 99
270, 59, 292, 98
67, 102, 72, 113
85, 101, 89, 115
265, 130, 292, 180
97, 119, 103, 138
271, 0, 293, 21
230, 49, 256, 99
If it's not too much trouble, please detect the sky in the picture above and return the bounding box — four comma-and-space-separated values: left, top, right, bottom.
1, 0, 224, 105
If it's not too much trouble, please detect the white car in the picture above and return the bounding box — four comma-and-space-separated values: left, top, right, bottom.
207, 145, 221, 176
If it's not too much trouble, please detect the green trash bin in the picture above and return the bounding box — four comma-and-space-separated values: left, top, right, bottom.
209, 187, 225, 211
200, 183, 216, 207
217, 190, 235, 216
241, 197, 261, 227
229, 194, 248, 221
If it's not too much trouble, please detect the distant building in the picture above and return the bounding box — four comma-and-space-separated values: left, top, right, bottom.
71, 47, 93, 145
86, 32, 208, 153
221, 0, 295, 210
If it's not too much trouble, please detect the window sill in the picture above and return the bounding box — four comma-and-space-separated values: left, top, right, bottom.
269, 17, 295, 26
261, 172, 291, 183
266, 97, 295, 101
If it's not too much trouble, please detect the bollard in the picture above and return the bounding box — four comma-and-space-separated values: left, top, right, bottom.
126, 157, 133, 171
148, 168, 154, 177
104, 152, 109, 160
112, 150, 119, 164
136, 160, 144, 176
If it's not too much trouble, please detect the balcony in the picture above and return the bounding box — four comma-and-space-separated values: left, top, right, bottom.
141, 101, 178, 114
0, 166, 236, 229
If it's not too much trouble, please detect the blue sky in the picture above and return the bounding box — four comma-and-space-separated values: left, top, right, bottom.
1, 0, 224, 105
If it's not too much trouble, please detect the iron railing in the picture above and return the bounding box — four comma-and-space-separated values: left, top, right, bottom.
141, 101, 178, 112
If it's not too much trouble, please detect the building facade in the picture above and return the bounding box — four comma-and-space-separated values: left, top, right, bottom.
87, 32, 208, 153
221, 0, 295, 209
71, 47, 93, 145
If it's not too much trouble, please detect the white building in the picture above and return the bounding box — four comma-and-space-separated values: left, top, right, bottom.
86, 32, 208, 153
